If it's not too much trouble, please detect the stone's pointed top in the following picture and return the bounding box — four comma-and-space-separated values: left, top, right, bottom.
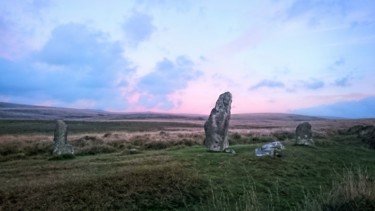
215, 92, 232, 111
221, 91, 232, 96
298, 122, 311, 128
219, 91, 232, 100
56, 120, 66, 127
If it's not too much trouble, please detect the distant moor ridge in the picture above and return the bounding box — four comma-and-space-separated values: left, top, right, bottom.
0, 101, 324, 121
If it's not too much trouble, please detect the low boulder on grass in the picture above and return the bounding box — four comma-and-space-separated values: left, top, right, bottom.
255, 141, 285, 157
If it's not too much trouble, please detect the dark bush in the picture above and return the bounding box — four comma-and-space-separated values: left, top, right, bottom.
74, 136, 103, 147
102, 133, 112, 138
272, 130, 294, 141
24, 142, 52, 156
0, 143, 20, 156
76, 145, 117, 155
251, 136, 272, 143
48, 154, 75, 160
144, 141, 170, 150
322, 197, 375, 211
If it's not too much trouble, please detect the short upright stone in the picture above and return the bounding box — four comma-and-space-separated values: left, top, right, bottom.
204, 92, 232, 151
295, 122, 314, 146
53, 120, 74, 156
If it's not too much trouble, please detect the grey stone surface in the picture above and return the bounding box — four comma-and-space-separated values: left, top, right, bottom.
255, 141, 285, 157
53, 120, 74, 156
204, 92, 232, 151
295, 122, 314, 146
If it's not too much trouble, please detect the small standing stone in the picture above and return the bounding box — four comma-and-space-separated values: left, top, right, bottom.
204, 92, 232, 151
295, 122, 314, 146
53, 120, 74, 156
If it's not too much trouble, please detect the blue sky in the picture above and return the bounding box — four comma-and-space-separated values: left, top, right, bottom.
0, 0, 374, 118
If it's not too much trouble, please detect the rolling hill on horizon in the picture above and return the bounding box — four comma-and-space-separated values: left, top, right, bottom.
0, 101, 332, 121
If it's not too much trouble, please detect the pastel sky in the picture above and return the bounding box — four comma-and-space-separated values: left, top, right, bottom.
1, 0, 375, 118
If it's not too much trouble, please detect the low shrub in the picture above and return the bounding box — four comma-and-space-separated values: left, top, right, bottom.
73, 136, 104, 147
24, 142, 52, 156
0, 140, 52, 159
0, 143, 20, 156
75, 144, 117, 155
144, 141, 170, 150
272, 130, 294, 141
48, 154, 75, 160
250, 136, 273, 143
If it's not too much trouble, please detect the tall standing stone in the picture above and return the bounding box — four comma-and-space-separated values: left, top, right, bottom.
53, 120, 74, 156
204, 92, 232, 151
295, 122, 314, 146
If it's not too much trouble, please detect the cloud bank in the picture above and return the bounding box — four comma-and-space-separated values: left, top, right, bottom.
136, 56, 202, 109
293, 96, 375, 118
1, 23, 132, 109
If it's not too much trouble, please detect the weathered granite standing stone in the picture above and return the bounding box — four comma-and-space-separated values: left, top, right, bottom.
204, 92, 232, 151
53, 120, 74, 156
295, 122, 314, 146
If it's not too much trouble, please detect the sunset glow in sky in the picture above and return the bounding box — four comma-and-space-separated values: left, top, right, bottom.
1, 0, 375, 118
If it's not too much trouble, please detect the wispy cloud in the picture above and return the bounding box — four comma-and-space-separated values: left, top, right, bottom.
122, 12, 156, 47
250, 79, 285, 90
334, 57, 345, 66
299, 79, 325, 90
334, 75, 352, 87
136, 0, 191, 12
285, 0, 350, 21
294, 96, 375, 118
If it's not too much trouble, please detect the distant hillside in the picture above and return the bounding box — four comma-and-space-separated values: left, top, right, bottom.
0, 102, 205, 121
0, 102, 326, 122
231, 113, 326, 121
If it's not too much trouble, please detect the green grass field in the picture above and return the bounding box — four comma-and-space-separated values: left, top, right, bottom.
0, 121, 375, 210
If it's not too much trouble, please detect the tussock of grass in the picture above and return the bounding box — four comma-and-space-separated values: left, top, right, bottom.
197, 183, 266, 211
298, 168, 375, 211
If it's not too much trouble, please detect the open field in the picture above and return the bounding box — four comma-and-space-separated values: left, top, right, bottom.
1, 109, 375, 210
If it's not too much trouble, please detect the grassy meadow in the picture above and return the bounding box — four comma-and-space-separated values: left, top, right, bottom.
0, 119, 375, 210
